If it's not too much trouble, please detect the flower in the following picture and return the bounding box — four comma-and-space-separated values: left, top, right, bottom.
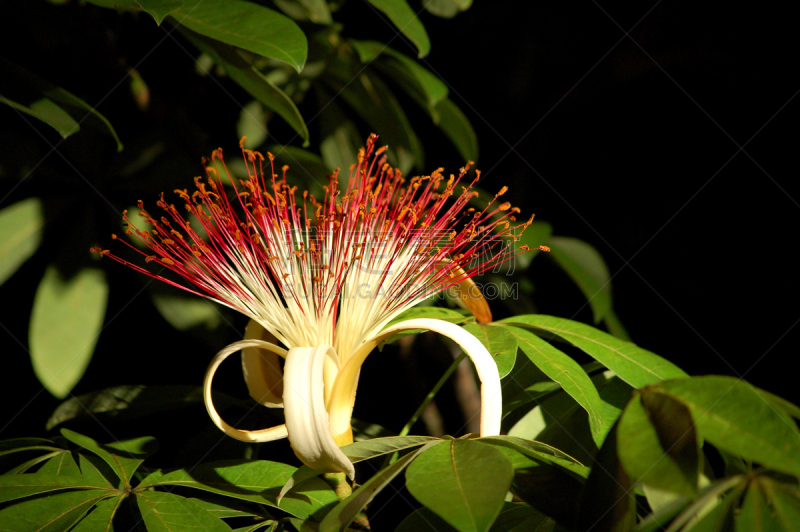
93, 134, 542, 478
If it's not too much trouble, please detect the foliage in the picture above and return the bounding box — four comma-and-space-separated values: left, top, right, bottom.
3, 1, 798, 531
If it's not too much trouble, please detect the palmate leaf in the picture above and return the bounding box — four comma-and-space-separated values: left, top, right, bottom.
139, 460, 338, 520
71, 496, 125, 532
365, 0, 431, 58
60, 429, 157, 489
0, 198, 44, 286
654, 376, 800, 478
503, 326, 606, 445
136, 491, 232, 532
279, 436, 439, 504
319, 442, 439, 532
616, 389, 700, 497
0, 58, 122, 149
405, 440, 514, 532
0, 489, 112, 532
499, 314, 687, 388
463, 324, 517, 379
576, 420, 636, 532
477, 436, 588, 479
0, 474, 107, 504
396, 502, 547, 532
342, 436, 441, 463
30, 267, 109, 399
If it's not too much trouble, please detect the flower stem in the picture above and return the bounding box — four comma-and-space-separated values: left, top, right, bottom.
323, 472, 371, 529
323, 472, 352, 500
380, 350, 469, 470
399, 351, 468, 437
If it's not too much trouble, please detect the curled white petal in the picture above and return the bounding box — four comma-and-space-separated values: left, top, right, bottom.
204, 339, 289, 443
329, 318, 502, 441
242, 320, 284, 408
283, 346, 355, 479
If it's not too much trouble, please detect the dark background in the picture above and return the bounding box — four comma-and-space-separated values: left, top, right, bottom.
1, 0, 798, 444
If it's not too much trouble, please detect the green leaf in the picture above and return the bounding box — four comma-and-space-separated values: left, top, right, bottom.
71, 495, 125, 532
760, 478, 800, 530
278, 466, 322, 505
184, 30, 309, 144
547, 236, 613, 323
662, 475, 744, 532
0, 438, 60, 458
319, 442, 437, 532
5, 451, 63, 475
173, 0, 307, 71
37, 450, 81, 477
136, 491, 232, 532
189, 496, 266, 519
395, 507, 456, 531
325, 70, 423, 173
463, 324, 517, 378
406, 440, 514, 532
0, 489, 111, 532
601, 310, 630, 343
0, 91, 79, 138
655, 376, 800, 478
499, 315, 687, 388
349, 40, 447, 110
501, 380, 562, 418
365, 0, 431, 57
0, 474, 106, 504
423, 0, 472, 18
0, 58, 122, 149
397, 504, 547, 532
140, 460, 338, 520
617, 390, 700, 496
30, 267, 109, 399
0, 198, 44, 286
575, 421, 636, 532
237, 100, 268, 149
152, 293, 221, 330
511, 221, 553, 271
737, 477, 787, 532
315, 88, 362, 173
381, 306, 468, 345
267, 146, 330, 194
60, 429, 156, 488
433, 97, 478, 162
387, 306, 466, 327
341, 436, 440, 463
477, 436, 589, 479
504, 326, 605, 445
757, 389, 800, 422
85, 0, 183, 24
273, 0, 332, 24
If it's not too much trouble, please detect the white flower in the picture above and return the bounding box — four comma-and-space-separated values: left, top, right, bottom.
94, 135, 542, 478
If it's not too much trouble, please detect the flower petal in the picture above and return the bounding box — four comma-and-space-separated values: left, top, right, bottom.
328, 318, 502, 442
204, 339, 289, 443
283, 346, 355, 479
242, 319, 284, 407
439, 260, 492, 323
